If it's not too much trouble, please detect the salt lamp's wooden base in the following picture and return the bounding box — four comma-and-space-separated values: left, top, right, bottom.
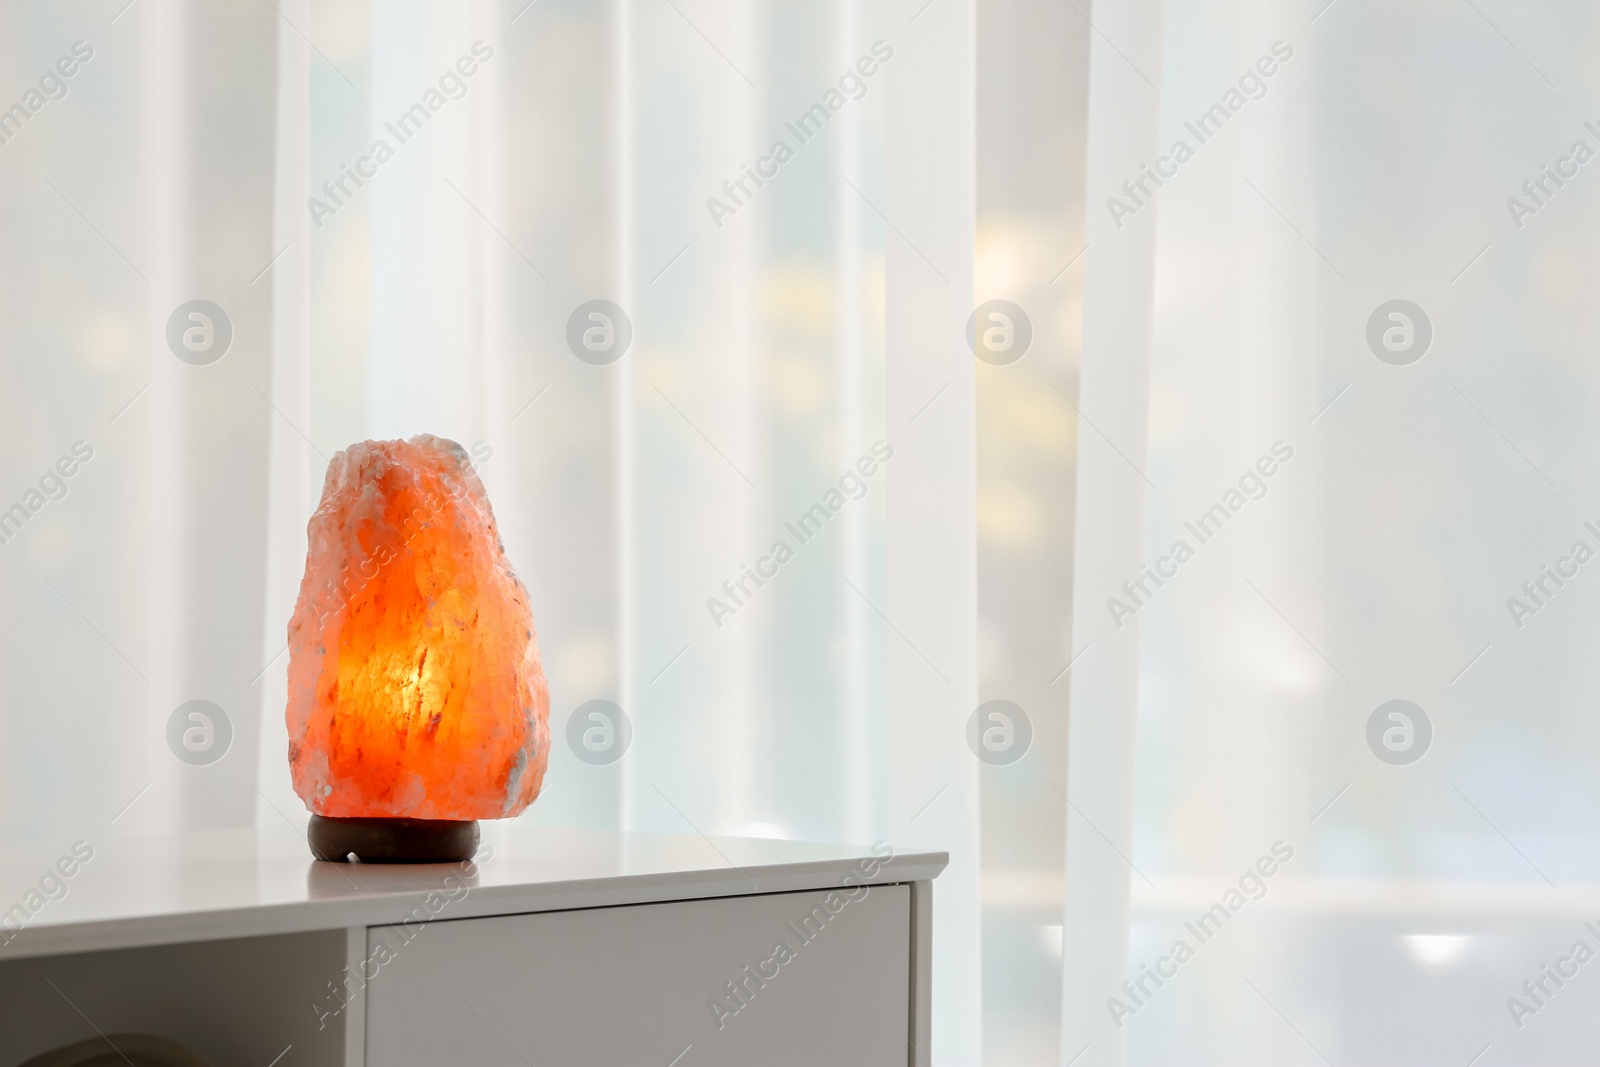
308, 815, 480, 863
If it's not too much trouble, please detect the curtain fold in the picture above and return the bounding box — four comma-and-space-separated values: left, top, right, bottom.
1061, 2, 1166, 1063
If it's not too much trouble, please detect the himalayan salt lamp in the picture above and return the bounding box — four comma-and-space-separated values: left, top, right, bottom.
287, 435, 548, 862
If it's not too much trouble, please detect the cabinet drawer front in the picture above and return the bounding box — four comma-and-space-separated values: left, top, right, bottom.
364, 884, 911, 1066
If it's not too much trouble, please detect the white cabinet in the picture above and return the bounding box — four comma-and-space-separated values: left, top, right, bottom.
0, 829, 944, 1067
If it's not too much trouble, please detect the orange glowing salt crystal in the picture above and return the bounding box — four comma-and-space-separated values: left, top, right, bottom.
286, 435, 549, 821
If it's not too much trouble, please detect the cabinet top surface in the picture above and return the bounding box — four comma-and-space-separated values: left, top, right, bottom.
0, 825, 947, 961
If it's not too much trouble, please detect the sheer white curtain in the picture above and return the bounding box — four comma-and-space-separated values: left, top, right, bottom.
1067, 1, 1600, 1065
0, 2, 280, 848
